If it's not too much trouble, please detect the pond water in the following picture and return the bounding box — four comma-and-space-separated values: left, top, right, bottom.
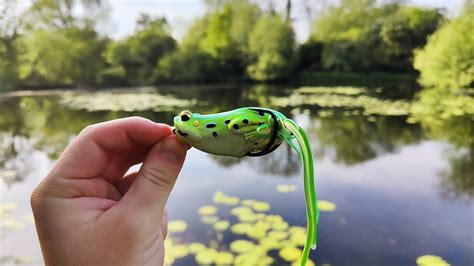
0, 85, 473, 265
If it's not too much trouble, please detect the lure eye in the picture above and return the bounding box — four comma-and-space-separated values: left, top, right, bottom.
180, 111, 191, 122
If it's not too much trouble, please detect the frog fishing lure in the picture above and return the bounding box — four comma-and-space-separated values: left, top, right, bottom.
173, 107, 319, 265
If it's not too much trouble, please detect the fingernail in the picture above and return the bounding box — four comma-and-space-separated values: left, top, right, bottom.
160, 139, 181, 164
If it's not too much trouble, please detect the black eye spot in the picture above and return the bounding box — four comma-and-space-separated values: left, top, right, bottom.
206, 123, 216, 128
212, 132, 218, 137
225, 119, 230, 124
258, 122, 263, 126
243, 119, 249, 124
181, 114, 190, 121
233, 124, 239, 130
258, 111, 264, 116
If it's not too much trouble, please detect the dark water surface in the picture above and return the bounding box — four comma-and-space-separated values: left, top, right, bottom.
0, 86, 473, 265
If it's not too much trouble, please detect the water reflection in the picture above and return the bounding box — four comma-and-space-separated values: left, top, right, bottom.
0, 86, 473, 265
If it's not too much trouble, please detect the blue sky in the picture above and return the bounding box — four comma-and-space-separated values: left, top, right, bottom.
105, 0, 464, 42
13, 0, 464, 42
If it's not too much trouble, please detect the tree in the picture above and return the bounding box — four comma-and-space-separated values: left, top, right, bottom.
104, 16, 176, 85
19, 28, 109, 86
0, 0, 23, 90
247, 15, 296, 81
309, 1, 443, 72
414, 3, 473, 90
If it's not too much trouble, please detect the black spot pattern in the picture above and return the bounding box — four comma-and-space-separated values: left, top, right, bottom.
206, 123, 216, 128
243, 119, 249, 124
225, 119, 230, 124
212, 132, 218, 137
258, 122, 263, 126
233, 124, 239, 130
258, 111, 264, 116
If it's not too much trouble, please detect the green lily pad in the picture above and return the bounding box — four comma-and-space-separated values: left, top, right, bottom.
277, 184, 297, 193
195, 248, 218, 264
318, 200, 337, 212
215, 252, 234, 264
231, 223, 254, 235
279, 246, 302, 262
198, 205, 218, 216
213, 191, 240, 206
230, 240, 256, 253
213, 220, 230, 232
168, 220, 187, 233
201, 215, 219, 224
189, 243, 206, 254
416, 255, 450, 266
0, 202, 18, 215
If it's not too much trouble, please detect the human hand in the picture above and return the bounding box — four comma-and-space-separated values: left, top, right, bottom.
30, 117, 187, 265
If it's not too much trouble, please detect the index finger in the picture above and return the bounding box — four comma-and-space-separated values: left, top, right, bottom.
52, 116, 172, 180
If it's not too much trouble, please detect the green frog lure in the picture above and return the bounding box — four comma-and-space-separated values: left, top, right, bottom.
173, 107, 319, 265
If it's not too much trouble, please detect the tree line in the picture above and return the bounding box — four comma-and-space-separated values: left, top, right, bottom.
0, 0, 472, 93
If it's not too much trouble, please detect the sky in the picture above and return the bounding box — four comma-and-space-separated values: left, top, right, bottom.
104, 0, 464, 42
11, 0, 465, 42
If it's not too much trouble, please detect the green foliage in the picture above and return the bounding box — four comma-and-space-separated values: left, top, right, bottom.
414, 6, 474, 90
247, 15, 296, 81
411, 3, 474, 137
310, 2, 443, 72
156, 0, 261, 82
19, 28, 108, 86
104, 16, 176, 85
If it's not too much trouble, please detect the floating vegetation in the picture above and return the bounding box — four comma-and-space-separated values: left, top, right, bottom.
195, 248, 218, 264
279, 246, 302, 262
215, 252, 234, 264
1, 218, 25, 230
297, 86, 367, 95
416, 255, 450, 266
168, 220, 188, 233
318, 200, 337, 212
188, 243, 206, 254
230, 240, 256, 253
242, 199, 271, 212
198, 205, 218, 216
201, 215, 219, 224
277, 184, 297, 193
270, 87, 411, 116
213, 191, 240, 205
0, 202, 18, 215
60, 91, 195, 112
213, 220, 230, 232
163, 192, 336, 265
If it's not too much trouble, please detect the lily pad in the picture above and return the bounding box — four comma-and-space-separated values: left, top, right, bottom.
201, 215, 219, 224
277, 184, 297, 193
213, 220, 230, 232
231, 223, 254, 235
0, 202, 18, 214
189, 243, 206, 254
279, 246, 302, 262
1, 218, 25, 230
168, 220, 187, 233
167, 244, 189, 259
213, 191, 240, 206
230, 240, 256, 253
195, 248, 218, 264
198, 205, 218, 216
318, 200, 337, 212
215, 252, 234, 264
416, 255, 450, 266
268, 230, 289, 240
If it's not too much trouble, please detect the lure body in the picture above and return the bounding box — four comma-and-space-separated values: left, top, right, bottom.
174, 107, 319, 265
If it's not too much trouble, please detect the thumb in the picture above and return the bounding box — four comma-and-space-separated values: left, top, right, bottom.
118, 135, 187, 223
